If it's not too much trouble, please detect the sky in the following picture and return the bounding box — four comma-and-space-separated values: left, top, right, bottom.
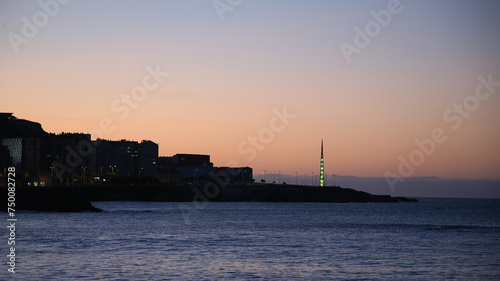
1, 0, 500, 193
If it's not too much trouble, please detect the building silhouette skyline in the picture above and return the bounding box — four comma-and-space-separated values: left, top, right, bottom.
0, 113, 252, 186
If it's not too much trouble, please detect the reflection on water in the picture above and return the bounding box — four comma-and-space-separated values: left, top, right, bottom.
8, 199, 500, 280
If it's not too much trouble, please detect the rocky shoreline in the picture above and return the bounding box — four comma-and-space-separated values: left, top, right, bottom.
2, 187, 102, 213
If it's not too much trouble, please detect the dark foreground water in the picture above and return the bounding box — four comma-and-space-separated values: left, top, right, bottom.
3, 198, 500, 280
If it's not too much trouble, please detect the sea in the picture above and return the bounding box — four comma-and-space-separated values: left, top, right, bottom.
3, 198, 500, 280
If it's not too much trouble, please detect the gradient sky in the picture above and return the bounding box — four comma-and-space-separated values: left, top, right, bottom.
1, 0, 499, 181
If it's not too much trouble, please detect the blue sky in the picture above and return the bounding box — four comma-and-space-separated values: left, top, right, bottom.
1, 0, 499, 196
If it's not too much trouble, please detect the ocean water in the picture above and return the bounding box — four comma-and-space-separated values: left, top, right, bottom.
3, 198, 500, 280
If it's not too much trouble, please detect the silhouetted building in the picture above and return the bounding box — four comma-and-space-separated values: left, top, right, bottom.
156, 156, 180, 184
158, 156, 173, 165
1, 137, 46, 186
173, 154, 210, 166
1, 138, 23, 171
0, 113, 47, 139
93, 139, 158, 180
157, 167, 181, 184
94, 139, 138, 177
213, 167, 253, 184
1, 133, 91, 186
139, 140, 158, 179
1, 113, 254, 186
1, 113, 48, 186
51, 133, 92, 186
157, 154, 253, 184
171, 154, 213, 182
0, 145, 10, 176
157, 154, 213, 183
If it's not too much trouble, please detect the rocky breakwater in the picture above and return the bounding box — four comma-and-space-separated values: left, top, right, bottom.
1, 187, 102, 212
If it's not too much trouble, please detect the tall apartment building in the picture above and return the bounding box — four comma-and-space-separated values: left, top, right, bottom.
93, 139, 158, 180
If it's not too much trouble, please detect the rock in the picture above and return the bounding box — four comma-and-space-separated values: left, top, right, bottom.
1, 187, 102, 212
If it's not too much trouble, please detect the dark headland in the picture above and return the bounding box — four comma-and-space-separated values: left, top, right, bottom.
2, 184, 417, 212
0, 113, 416, 212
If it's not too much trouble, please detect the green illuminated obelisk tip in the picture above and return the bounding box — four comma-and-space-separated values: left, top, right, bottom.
320, 139, 324, 187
